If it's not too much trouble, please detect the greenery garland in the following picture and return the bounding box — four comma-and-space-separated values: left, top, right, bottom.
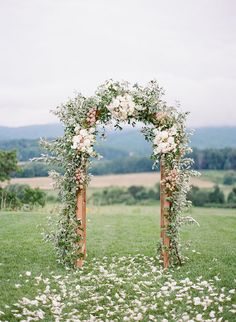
41, 80, 198, 267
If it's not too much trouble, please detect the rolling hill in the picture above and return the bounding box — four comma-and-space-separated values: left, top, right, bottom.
0, 124, 236, 153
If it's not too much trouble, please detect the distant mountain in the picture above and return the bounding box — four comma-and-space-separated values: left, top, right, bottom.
190, 127, 236, 149
0, 124, 63, 140
0, 123, 236, 150
97, 126, 236, 151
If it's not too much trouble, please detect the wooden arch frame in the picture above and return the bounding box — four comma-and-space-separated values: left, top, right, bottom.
42, 80, 194, 269
76, 158, 170, 269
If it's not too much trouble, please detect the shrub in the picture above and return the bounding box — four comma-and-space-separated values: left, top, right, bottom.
227, 187, 236, 204
187, 186, 210, 207
90, 184, 160, 206
223, 172, 236, 185
187, 185, 226, 207
0, 184, 46, 210
208, 185, 225, 204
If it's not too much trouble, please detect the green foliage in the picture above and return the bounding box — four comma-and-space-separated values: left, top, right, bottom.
0, 184, 46, 210
187, 186, 210, 207
227, 187, 236, 204
208, 185, 225, 204
13, 162, 63, 178
5, 150, 236, 179
223, 172, 236, 185
191, 148, 236, 170
91, 156, 155, 175
90, 184, 160, 205
0, 150, 18, 182
187, 185, 231, 207
0, 139, 45, 161
1, 137, 236, 177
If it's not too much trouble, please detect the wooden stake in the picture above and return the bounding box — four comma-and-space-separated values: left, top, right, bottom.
160, 159, 170, 269
76, 189, 86, 268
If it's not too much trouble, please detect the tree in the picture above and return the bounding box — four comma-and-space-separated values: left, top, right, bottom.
208, 185, 225, 204
227, 187, 236, 204
187, 185, 209, 207
0, 150, 18, 182
223, 172, 236, 185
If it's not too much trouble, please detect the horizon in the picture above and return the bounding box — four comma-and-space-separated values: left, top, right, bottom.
1, 122, 236, 130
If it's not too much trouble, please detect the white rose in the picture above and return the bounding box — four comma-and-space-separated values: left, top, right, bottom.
80, 129, 88, 136
89, 128, 96, 133
160, 131, 169, 140
153, 136, 160, 145
83, 139, 91, 147
153, 129, 160, 135
128, 106, 135, 115
167, 136, 175, 145
88, 134, 95, 141
113, 98, 120, 106
74, 125, 81, 133
72, 135, 80, 145
129, 101, 135, 109
170, 127, 177, 136
117, 95, 126, 104
159, 142, 167, 150
77, 134, 83, 141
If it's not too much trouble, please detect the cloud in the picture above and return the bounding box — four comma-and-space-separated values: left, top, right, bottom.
0, 0, 235, 126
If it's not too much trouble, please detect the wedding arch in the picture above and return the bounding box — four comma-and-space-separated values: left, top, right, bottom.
42, 80, 196, 269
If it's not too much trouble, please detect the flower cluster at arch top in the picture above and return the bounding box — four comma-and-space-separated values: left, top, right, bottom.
43, 80, 197, 267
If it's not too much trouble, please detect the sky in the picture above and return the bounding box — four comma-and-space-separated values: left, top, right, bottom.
0, 0, 236, 127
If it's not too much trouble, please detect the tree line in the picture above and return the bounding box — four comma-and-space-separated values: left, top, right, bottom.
89, 184, 236, 208
11, 150, 236, 178
1, 140, 236, 178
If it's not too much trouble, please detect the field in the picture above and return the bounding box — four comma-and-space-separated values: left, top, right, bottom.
0, 205, 236, 321
6, 171, 216, 190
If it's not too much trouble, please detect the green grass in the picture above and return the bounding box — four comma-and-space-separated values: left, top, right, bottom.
0, 206, 236, 320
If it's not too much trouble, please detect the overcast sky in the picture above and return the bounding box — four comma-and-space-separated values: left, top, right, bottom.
0, 0, 236, 127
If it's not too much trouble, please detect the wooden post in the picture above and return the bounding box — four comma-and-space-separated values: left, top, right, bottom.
160, 158, 170, 269
76, 189, 86, 268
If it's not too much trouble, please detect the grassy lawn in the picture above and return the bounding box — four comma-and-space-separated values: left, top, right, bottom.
0, 206, 236, 321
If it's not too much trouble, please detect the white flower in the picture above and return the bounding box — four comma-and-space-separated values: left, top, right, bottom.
108, 94, 136, 121
152, 126, 178, 155
209, 311, 215, 318
83, 138, 91, 147
25, 271, 31, 277
89, 127, 96, 133
160, 130, 169, 140
74, 125, 81, 133
80, 129, 88, 136
170, 127, 177, 135
72, 127, 95, 155
15, 284, 22, 288
194, 297, 201, 305
196, 313, 203, 321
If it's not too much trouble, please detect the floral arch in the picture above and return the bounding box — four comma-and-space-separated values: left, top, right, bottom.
43, 80, 196, 269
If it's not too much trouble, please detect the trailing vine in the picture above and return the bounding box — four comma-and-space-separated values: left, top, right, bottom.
41, 80, 198, 267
